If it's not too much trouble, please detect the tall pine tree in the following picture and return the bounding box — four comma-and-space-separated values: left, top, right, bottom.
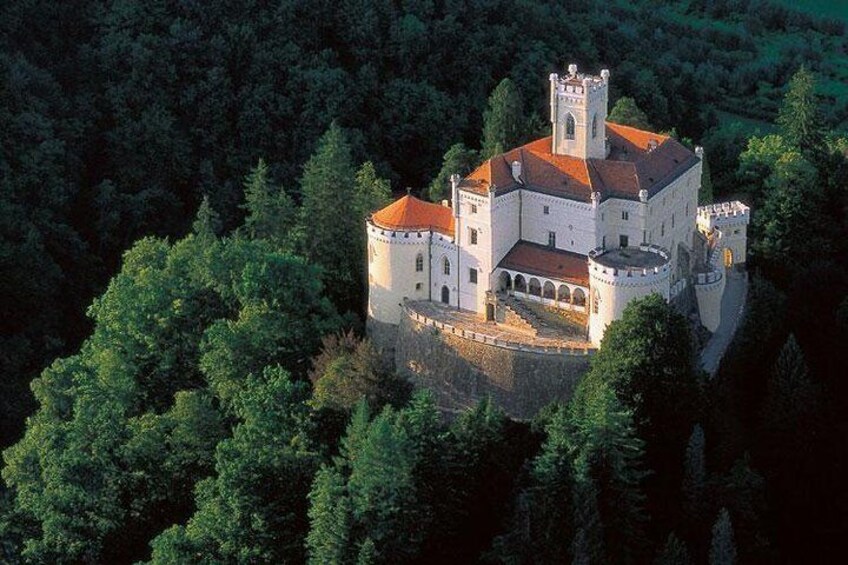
709, 508, 737, 565
242, 158, 296, 248
481, 78, 527, 160
299, 123, 361, 312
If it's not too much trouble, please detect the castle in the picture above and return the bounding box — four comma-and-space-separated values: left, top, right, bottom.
366, 65, 749, 416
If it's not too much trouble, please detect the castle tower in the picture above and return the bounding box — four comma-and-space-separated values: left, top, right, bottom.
587, 244, 671, 347
549, 64, 610, 159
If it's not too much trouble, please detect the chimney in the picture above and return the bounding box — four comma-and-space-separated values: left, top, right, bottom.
450, 174, 461, 218
695, 146, 704, 160
511, 160, 522, 183
647, 139, 659, 152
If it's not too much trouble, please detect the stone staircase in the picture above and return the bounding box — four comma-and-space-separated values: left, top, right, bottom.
502, 297, 539, 336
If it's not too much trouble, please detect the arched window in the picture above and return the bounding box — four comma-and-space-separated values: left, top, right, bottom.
591, 114, 598, 139
529, 278, 542, 297
572, 288, 586, 306
543, 281, 556, 300
558, 285, 571, 303
442, 256, 451, 275
565, 114, 576, 140
415, 253, 423, 272
514, 274, 527, 293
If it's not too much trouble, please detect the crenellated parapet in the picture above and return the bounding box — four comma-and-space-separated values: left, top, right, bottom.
587, 244, 671, 287
697, 200, 750, 233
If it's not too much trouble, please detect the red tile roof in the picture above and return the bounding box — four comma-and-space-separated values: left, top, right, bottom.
460, 121, 697, 203
371, 194, 455, 236
498, 241, 589, 286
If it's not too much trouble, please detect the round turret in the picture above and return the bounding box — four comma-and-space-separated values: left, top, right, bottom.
587, 244, 672, 346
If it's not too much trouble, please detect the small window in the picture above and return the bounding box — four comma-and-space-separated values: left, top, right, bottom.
672, 214, 675, 228
661, 223, 665, 237
415, 283, 422, 291
619, 235, 629, 248
642, 230, 647, 244
592, 114, 598, 139
601, 213, 605, 222
566, 114, 576, 140
543, 205, 550, 215
734, 229, 740, 235
685, 203, 689, 216
471, 204, 477, 214
415, 253, 423, 272
548, 231, 556, 247
443, 257, 451, 275
602, 235, 606, 248
469, 228, 478, 245
469, 268, 478, 284
622, 211, 629, 221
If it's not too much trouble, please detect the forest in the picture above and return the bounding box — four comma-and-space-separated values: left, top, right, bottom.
1, 0, 847, 563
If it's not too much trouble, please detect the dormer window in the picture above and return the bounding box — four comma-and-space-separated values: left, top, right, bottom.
566, 114, 575, 140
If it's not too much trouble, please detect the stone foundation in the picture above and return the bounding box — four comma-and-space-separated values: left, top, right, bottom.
393, 312, 591, 420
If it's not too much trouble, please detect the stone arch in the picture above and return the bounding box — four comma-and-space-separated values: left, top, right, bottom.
442, 255, 451, 276
543, 281, 556, 300
528, 278, 542, 297
441, 285, 450, 304
572, 287, 586, 306
557, 285, 571, 303
565, 113, 576, 140
415, 253, 424, 272
724, 247, 733, 268
514, 274, 527, 294
498, 271, 512, 293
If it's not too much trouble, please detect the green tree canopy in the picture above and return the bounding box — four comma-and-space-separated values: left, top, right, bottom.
608, 97, 652, 130
427, 143, 478, 202
709, 508, 737, 565
481, 78, 528, 160
776, 66, 825, 154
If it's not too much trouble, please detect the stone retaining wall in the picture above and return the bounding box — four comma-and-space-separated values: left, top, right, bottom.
393, 312, 591, 419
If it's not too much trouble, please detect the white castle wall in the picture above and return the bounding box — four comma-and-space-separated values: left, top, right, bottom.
491, 190, 521, 266
643, 163, 701, 280
587, 245, 672, 347
456, 189, 493, 314
367, 223, 440, 325
520, 190, 597, 254
694, 271, 725, 332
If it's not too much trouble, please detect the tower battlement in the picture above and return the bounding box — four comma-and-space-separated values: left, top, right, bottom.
697, 201, 750, 232
550, 64, 610, 159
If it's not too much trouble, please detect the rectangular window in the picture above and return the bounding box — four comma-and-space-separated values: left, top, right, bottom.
548, 231, 556, 247
471, 204, 477, 214
469, 268, 478, 284
543, 205, 550, 215
469, 228, 478, 245
661, 223, 665, 237
620, 235, 629, 248
672, 214, 675, 228
642, 230, 647, 244
415, 283, 422, 291
602, 235, 606, 248
622, 211, 629, 221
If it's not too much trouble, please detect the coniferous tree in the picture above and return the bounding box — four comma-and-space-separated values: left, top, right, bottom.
306, 466, 351, 565
192, 195, 222, 239
776, 66, 824, 154
682, 424, 706, 520
299, 123, 360, 312
427, 143, 478, 202
241, 158, 296, 249
481, 79, 527, 160
654, 533, 692, 565
709, 508, 737, 565
608, 97, 652, 130
700, 155, 715, 204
